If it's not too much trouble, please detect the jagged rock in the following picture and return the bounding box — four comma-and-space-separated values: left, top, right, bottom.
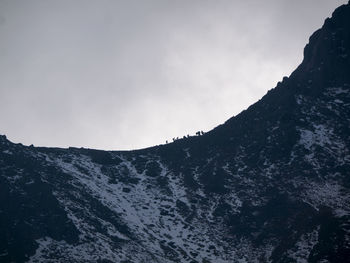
0, 2, 350, 263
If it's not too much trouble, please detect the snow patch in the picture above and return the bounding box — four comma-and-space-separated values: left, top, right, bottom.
287, 227, 319, 263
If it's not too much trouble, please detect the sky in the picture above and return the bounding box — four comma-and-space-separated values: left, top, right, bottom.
0, 0, 347, 150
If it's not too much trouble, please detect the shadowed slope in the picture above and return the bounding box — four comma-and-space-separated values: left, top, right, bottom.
0, 2, 350, 263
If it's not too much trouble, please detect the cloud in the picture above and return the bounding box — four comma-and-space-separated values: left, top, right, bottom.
0, 0, 347, 150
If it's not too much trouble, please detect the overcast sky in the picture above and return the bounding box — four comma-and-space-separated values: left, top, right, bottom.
0, 0, 347, 150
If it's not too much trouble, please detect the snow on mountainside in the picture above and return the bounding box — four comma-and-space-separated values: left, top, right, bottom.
1, 2, 350, 263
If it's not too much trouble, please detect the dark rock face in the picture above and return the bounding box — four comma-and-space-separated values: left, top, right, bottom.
1, 3, 350, 263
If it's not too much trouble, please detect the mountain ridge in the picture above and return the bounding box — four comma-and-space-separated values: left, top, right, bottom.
0, 2, 350, 263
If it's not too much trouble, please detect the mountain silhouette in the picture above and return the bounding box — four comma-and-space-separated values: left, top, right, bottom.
0, 2, 350, 262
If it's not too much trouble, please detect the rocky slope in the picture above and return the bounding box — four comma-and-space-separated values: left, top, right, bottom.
1, 2, 350, 263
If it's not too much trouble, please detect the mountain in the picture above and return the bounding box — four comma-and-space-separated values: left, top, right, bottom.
1, 2, 350, 263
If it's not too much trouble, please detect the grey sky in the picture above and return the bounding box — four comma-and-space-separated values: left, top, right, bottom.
0, 0, 347, 150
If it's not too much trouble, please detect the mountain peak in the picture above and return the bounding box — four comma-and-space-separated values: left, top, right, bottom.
1, 3, 350, 263
292, 2, 350, 85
